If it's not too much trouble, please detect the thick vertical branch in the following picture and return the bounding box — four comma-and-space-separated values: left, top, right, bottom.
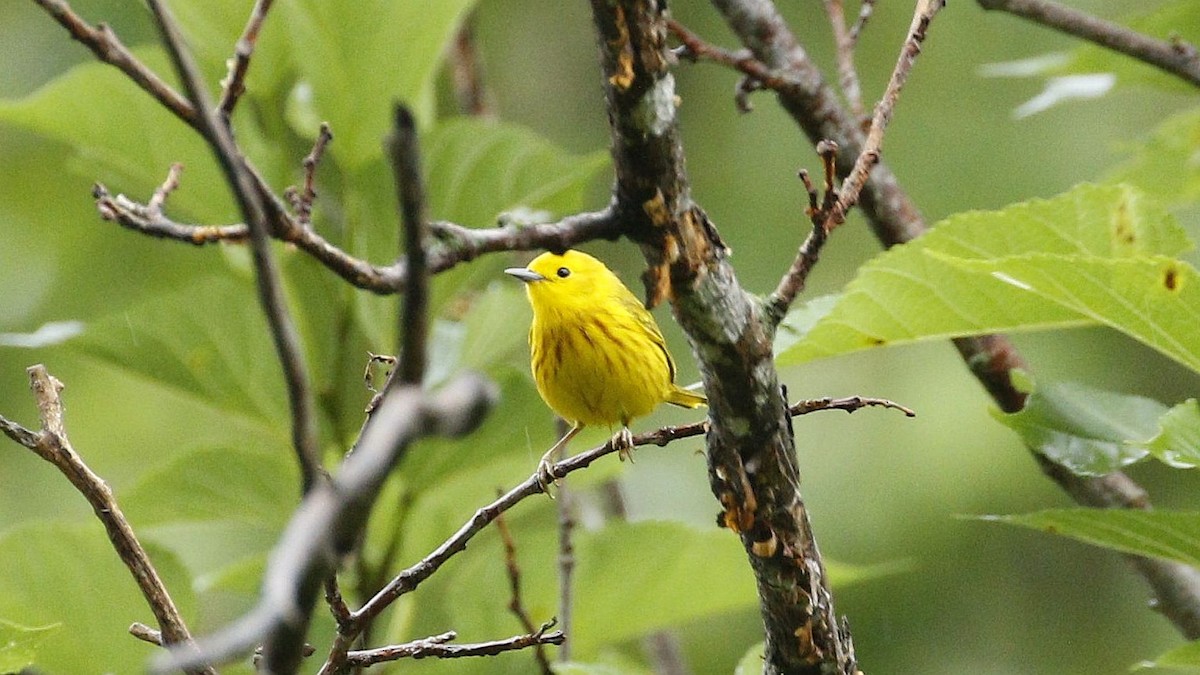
387, 104, 430, 386
588, 2, 856, 672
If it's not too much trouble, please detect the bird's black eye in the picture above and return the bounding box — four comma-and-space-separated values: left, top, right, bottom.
556, 267, 571, 278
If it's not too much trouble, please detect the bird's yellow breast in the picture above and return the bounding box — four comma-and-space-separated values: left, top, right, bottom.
529, 303, 674, 427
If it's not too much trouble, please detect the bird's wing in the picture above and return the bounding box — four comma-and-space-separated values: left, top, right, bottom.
614, 286, 678, 383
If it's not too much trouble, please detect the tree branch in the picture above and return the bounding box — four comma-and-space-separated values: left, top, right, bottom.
0, 366, 214, 675
824, 0, 867, 124
216, 0, 275, 119
146, 0, 324, 494
977, 0, 1200, 89
388, 104, 430, 385
344, 625, 564, 666
93, 177, 621, 294
31, 0, 200, 131
769, 0, 946, 322
495, 509, 554, 674
588, 2, 876, 670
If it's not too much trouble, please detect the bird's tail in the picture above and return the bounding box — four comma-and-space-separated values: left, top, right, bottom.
667, 386, 707, 409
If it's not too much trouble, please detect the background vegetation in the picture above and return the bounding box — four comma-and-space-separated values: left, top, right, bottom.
0, 0, 1197, 673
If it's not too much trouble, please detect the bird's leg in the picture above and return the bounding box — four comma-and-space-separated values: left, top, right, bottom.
538, 423, 582, 494
613, 426, 635, 463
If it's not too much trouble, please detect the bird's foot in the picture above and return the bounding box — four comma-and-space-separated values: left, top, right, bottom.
536, 448, 560, 498
613, 427, 635, 463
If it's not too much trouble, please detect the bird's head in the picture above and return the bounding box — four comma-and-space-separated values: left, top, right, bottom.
505, 249, 617, 314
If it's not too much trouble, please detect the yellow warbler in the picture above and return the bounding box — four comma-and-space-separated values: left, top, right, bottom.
505, 249, 706, 482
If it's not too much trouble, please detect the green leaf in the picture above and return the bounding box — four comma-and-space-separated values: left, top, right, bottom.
979, 509, 1200, 567
279, 0, 479, 168
993, 380, 1164, 476
941, 255, 1200, 374
0, 620, 60, 674
122, 446, 296, 526
1107, 108, 1200, 207
71, 276, 289, 434
1143, 399, 1200, 468
571, 521, 758, 650
1138, 638, 1200, 670
120, 446, 296, 579
0, 49, 231, 223
0, 522, 194, 674
424, 118, 611, 229
774, 294, 838, 356
777, 183, 1191, 365
1062, 1, 1200, 93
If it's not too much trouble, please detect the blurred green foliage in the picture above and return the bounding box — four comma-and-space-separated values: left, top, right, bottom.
0, 0, 1198, 674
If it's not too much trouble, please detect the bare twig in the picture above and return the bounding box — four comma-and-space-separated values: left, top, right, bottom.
0, 366, 214, 675
344, 624, 564, 667
824, 0, 867, 123
216, 0, 275, 119
767, 0, 946, 323
286, 122, 333, 226
146, 0, 324, 495
324, 577, 352, 629
669, 19, 795, 112
495, 509, 554, 674
554, 422, 576, 664
388, 104, 430, 385
978, 0, 1200, 89
154, 374, 496, 673
146, 163, 184, 214
130, 622, 164, 646
31, 0, 200, 131
849, 0, 879, 44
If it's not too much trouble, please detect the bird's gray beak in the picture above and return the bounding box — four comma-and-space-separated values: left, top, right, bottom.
504, 267, 545, 283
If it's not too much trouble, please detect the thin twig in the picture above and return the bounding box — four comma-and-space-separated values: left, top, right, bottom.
344, 625, 564, 666
388, 104, 430, 386
145, 0, 324, 495
351, 392, 911, 627
767, 0, 946, 323
324, 577, 352, 629
824, 0, 867, 124
1, 366, 214, 675
216, 0, 275, 119
286, 122, 333, 226
495, 509, 554, 674
849, 0, 879, 45
554, 417, 575, 664
978, 0, 1200, 89
31, 0, 200, 131
669, 19, 795, 112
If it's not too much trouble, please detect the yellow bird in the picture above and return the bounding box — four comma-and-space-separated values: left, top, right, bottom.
505, 250, 706, 484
